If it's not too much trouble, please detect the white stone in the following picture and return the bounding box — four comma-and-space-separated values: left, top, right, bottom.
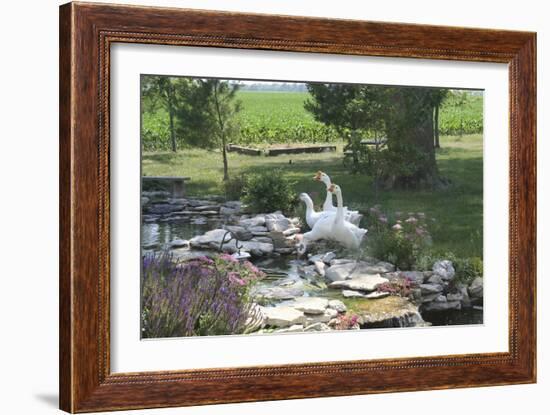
290, 297, 329, 315
330, 274, 389, 292
328, 299, 347, 313
469, 277, 484, 299
314, 261, 326, 277
433, 260, 456, 281
325, 262, 356, 281
262, 306, 306, 328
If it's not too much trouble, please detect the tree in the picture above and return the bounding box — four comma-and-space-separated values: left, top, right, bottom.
141, 75, 182, 152
305, 83, 449, 188
200, 80, 242, 181
431, 89, 449, 148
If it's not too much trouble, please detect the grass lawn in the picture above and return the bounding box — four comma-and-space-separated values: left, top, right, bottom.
142, 134, 483, 258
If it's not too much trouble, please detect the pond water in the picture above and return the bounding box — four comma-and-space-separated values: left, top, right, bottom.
142, 218, 483, 328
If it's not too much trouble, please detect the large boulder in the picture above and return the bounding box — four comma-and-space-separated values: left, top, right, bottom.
468, 277, 484, 300
265, 212, 292, 232
189, 229, 274, 256
325, 262, 356, 282
433, 260, 456, 281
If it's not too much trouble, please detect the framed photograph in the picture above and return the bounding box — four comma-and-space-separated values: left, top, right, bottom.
59, 2, 536, 412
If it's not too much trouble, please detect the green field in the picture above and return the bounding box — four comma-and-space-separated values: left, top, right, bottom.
142, 89, 483, 150
142, 134, 482, 258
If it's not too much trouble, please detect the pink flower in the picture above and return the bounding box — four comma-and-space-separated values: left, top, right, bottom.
228, 272, 246, 286
392, 223, 403, 231
405, 217, 418, 224
378, 215, 388, 223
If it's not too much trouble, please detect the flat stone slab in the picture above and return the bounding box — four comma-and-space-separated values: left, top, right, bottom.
289, 297, 329, 315
262, 306, 306, 328
330, 274, 389, 292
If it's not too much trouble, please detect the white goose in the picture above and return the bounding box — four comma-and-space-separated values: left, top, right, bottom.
297, 184, 367, 254
329, 183, 367, 249
299, 193, 335, 229
313, 171, 363, 226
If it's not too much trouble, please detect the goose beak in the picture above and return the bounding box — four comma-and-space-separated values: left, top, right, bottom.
328, 184, 336, 193
313, 171, 322, 181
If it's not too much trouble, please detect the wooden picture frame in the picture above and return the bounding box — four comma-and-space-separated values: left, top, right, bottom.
59, 2, 536, 412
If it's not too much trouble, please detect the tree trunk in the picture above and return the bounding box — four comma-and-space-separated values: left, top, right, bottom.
213, 83, 229, 181
385, 89, 441, 188
434, 105, 440, 148
168, 108, 176, 152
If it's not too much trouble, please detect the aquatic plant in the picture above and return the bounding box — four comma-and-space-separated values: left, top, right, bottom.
141, 252, 265, 338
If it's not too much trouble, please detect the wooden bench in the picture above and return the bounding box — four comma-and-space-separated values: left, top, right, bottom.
142, 176, 191, 198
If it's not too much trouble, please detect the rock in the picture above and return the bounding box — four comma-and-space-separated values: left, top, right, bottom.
265, 213, 292, 232
225, 225, 253, 241
274, 247, 295, 255
458, 285, 472, 308
433, 260, 455, 281
170, 238, 189, 248
426, 274, 444, 285
239, 215, 266, 228
329, 258, 356, 266
282, 227, 300, 237
170, 248, 214, 262
308, 251, 337, 265
289, 297, 328, 315
168, 198, 189, 205
248, 226, 269, 233
364, 291, 390, 299
262, 306, 306, 328
446, 292, 463, 302
342, 289, 368, 298
142, 190, 170, 198
147, 204, 181, 215
423, 300, 461, 311
189, 229, 274, 256
421, 292, 442, 303
328, 299, 347, 313
468, 277, 484, 300
314, 261, 326, 277
224, 200, 242, 208
330, 274, 389, 292
252, 236, 274, 244
193, 205, 220, 212
400, 271, 424, 285
190, 216, 208, 225
299, 265, 319, 279
274, 324, 304, 333
358, 261, 395, 274
141, 196, 150, 205
305, 308, 338, 325
357, 296, 424, 328
244, 303, 266, 332
325, 262, 356, 282
304, 322, 331, 332
254, 286, 304, 301
220, 206, 239, 216
419, 283, 444, 295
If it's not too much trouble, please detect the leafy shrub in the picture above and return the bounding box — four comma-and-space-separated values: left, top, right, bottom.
414, 251, 483, 285
141, 252, 265, 338
364, 207, 432, 269
223, 174, 248, 200
377, 277, 415, 297
242, 170, 297, 214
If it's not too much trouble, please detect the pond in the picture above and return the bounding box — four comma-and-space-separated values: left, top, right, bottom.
142, 217, 483, 329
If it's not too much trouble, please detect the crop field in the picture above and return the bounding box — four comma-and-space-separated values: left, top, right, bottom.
142, 89, 483, 151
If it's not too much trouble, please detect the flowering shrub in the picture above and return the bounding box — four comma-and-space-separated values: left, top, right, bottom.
334, 313, 361, 330
141, 252, 265, 338
365, 206, 432, 269
377, 276, 414, 297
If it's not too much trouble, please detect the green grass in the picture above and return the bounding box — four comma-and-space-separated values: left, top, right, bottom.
142, 134, 483, 258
